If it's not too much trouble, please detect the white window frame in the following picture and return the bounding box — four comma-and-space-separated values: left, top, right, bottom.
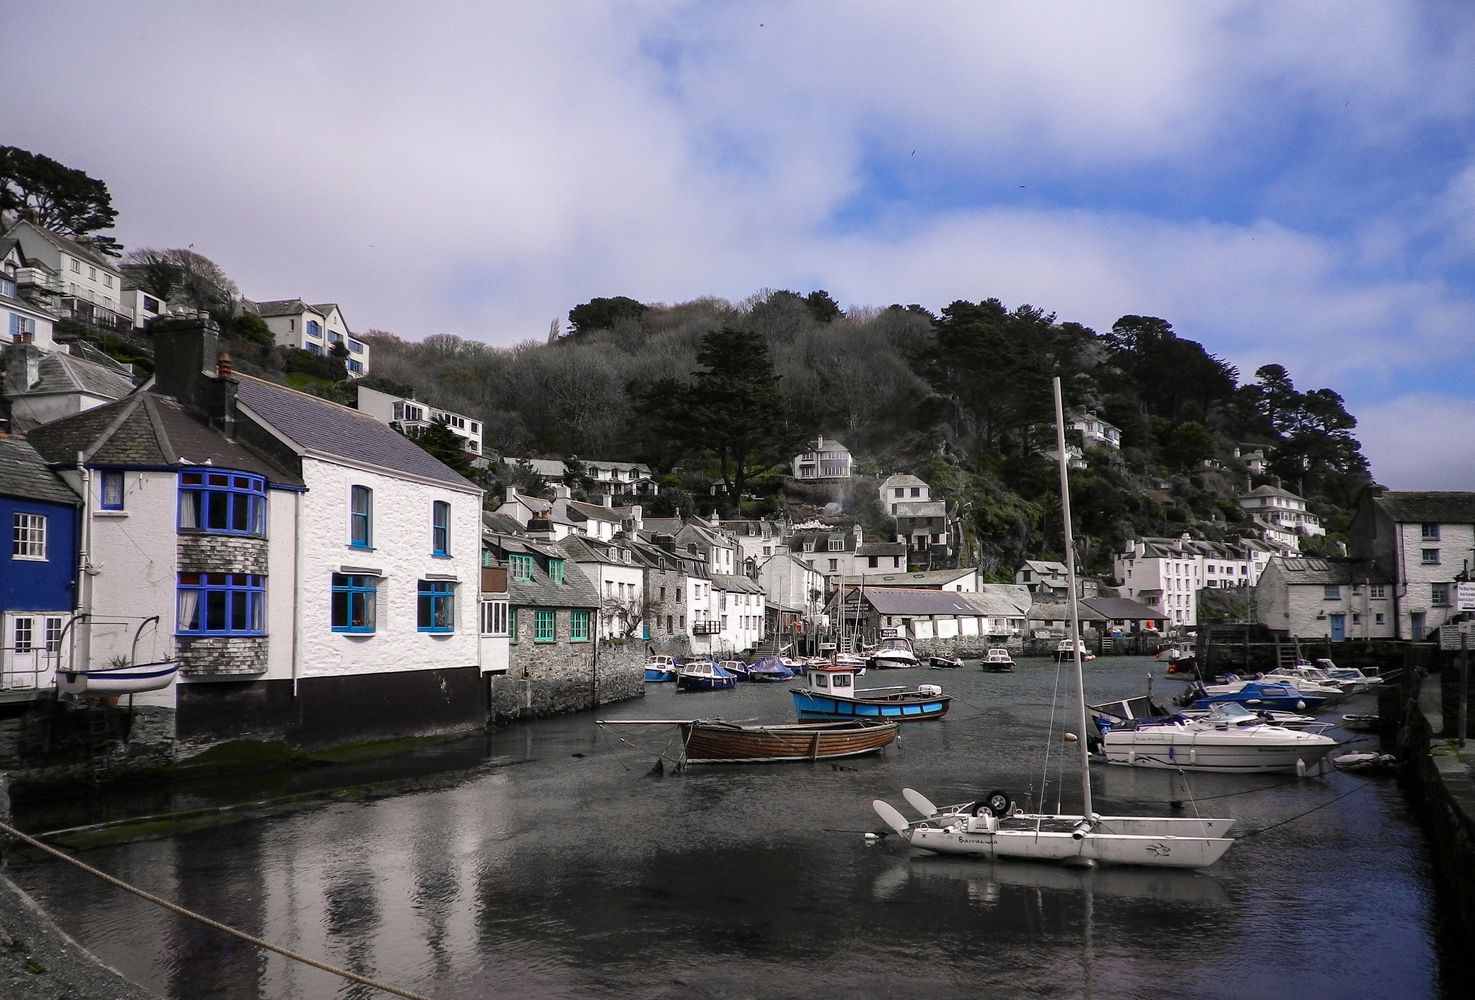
11, 512, 47, 560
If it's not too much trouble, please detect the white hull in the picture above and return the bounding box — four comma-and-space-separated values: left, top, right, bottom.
906, 816, 1233, 869
58, 660, 180, 696
1100, 726, 1337, 773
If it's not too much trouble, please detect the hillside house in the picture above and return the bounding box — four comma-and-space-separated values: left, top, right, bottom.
791, 435, 852, 480
356, 385, 483, 456
252, 299, 370, 375
1237, 484, 1324, 548
3, 221, 132, 333
879, 473, 929, 514
1346, 488, 1475, 641
3, 344, 137, 431
2, 241, 61, 352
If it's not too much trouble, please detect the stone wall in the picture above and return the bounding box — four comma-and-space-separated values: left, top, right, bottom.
487, 622, 644, 724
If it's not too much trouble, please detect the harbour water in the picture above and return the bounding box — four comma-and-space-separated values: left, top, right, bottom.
8, 657, 1464, 999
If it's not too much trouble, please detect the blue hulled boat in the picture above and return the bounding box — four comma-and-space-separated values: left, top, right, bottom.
790, 661, 950, 721
745, 656, 795, 683
644, 654, 680, 683
1186, 680, 1326, 713
675, 660, 738, 692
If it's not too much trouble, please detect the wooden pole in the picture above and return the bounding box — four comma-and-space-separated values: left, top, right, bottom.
1461, 633, 1469, 748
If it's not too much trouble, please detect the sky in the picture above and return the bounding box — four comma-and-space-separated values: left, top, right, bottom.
7, 2, 1475, 489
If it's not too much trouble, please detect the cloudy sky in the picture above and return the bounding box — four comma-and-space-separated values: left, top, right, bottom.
8, 2, 1475, 487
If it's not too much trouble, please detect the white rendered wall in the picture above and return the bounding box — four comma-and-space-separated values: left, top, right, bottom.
295, 456, 481, 679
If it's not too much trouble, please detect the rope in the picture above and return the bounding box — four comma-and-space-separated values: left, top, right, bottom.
0, 818, 433, 1000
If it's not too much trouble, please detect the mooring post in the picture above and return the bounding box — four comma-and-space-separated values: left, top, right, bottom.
1460, 633, 1469, 748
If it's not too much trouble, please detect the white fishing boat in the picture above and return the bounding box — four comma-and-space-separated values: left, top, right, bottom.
872, 379, 1235, 869
981, 648, 1016, 672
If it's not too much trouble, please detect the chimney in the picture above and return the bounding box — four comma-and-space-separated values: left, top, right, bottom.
3, 343, 42, 393
526, 515, 555, 540
505, 486, 518, 504
552, 482, 571, 500
602, 493, 613, 508
151, 315, 221, 410
628, 504, 642, 530
209, 352, 238, 439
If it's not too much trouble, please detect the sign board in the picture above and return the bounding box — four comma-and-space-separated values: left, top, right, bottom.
1439, 622, 1475, 651
1457, 581, 1475, 613
879, 628, 899, 638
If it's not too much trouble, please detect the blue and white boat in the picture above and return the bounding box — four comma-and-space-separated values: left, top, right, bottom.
644, 654, 680, 683
745, 656, 795, 683
1185, 680, 1326, 713
791, 661, 950, 721
675, 659, 738, 692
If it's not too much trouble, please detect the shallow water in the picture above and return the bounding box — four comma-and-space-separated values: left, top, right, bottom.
10, 657, 1464, 999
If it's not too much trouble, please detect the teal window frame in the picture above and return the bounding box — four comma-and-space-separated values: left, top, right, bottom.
509, 608, 518, 644
510, 553, 534, 581
534, 609, 555, 642
570, 609, 590, 642
549, 558, 565, 586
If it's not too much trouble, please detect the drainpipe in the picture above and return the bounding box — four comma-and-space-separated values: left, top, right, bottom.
291, 488, 303, 697
74, 452, 93, 676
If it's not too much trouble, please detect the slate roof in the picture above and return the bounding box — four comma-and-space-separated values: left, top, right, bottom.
789, 528, 857, 553
833, 568, 976, 588
1239, 484, 1304, 501
566, 498, 622, 523
482, 510, 525, 535
864, 588, 982, 616
1027, 600, 1108, 623
10, 352, 136, 400
711, 572, 765, 595
558, 533, 641, 568
0, 436, 80, 505
1081, 596, 1165, 620
1376, 491, 1475, 525
26, 392, 303, 485
960, 585, 1033, 617
1268, 557, 1387, 586
484, 531, 600, 609
856, 541, 906, 556
251, 298, 315, 318
880, 473, 928, 489
1020, 560, 1068, 576
3, 220, 117, 270
235, 375, 477, 491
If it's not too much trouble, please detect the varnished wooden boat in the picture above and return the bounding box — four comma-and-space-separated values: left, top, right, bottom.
600, 718, 899, 764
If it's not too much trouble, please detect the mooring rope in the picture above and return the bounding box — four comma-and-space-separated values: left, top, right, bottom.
0, 818, 433, 1000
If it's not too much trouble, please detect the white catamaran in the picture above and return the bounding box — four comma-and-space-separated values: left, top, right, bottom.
871, 378, 1235, 869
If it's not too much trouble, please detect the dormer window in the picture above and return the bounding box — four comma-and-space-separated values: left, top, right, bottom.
549, 558, 565, 586
827, 538, 842, 551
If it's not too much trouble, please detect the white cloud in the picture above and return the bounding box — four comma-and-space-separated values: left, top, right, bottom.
1355, 393, 1475, 490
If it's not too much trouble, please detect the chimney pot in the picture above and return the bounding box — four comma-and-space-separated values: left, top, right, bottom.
217, 352, 233, 379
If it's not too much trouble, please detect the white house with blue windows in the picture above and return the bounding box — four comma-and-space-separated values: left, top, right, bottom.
252, 298, 371, 375
27, 317, 480, 746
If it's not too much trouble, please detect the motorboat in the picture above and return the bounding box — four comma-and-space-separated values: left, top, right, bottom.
745, 656, 796, 683
1263, 663, 1348, 703
1053, 638, 1095, 662
928, 655, 965, 670
644, 654, 680, 683
1341, 713, 1380, 732
871, 379, 1234, 869
792, 661, 950, 721
675, 660, 738, 692
1156, 646, 1198, 677
600, 717, 899, 765
1318, 660, 1383, 695
1182, 679, 1327, 713
1091, 701, 1338, 774
718, 659, 750, 681
981, 648, 1016, 673
866, 636, 920, 669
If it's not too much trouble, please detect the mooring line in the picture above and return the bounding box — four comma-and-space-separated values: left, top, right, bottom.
0, 818, 434, 1000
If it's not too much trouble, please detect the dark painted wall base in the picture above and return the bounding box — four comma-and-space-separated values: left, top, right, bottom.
178, 665, 487, 750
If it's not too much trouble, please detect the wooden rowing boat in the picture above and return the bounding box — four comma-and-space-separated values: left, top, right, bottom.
599, 718, 899, 764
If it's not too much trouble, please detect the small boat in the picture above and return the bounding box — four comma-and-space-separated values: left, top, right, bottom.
1182, 680, 1327, 713
599, 718, 899, 765
981, 648, 1016, 673
55, 615, 181, 697
675, 660, 738, 692
1332, 751, 1398, 773
1341, 713, 1380, 732
928, 655, 964, 670
866, 636, 921, 669
1054, 638, 1095, 662
792, 661, 950, 721
745, 656, 796, 683
1319, 660, 1383, 695
644, 654, 680, 683
1090, 701, 1338, 774
718, 659, 750, 681
832, 651, 869, 674
1264, 664, 1348, 703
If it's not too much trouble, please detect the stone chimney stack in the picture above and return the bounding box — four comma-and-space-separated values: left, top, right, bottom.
601, 493, 613, 508
151, 315, 221, 411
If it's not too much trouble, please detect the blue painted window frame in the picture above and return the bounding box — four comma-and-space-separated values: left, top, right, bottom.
100, 470, 125, 510
534, 609, 555, 643
431, 501, 450, 556
178, 468, 266, 537
509, 553, 533, 581
177, 572, 265, 636
349, 485, 373, 549
417, 579, 454, 633
306, 320, 321, 338
570, 610, 590, 643
331, 573, 377, 633
549, 558, 565, 586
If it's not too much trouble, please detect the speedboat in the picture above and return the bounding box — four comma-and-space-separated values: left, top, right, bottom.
982, 648, 1016, 672
1091, 701, 1337, 774
866, 636, 920, 669
1054, 638, 1095, 662
1184, 679, 1327, 713
1264, 663, 1348, 703
1318, 660, 1383, 695
928, 655, 965, 670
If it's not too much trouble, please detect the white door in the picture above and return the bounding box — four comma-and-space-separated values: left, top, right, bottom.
2, 613, 62, 691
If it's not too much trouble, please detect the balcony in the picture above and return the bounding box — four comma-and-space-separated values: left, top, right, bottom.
692, 620, 722, 635
60, 295, 133, 333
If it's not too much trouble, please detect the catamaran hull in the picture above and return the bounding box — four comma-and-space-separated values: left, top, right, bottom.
906, 824, 1234, 869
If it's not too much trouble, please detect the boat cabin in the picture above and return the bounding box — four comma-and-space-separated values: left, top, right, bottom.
804, 662, 859, 699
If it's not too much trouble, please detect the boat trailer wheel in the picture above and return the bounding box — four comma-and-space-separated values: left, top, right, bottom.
973, 790, 1012, 817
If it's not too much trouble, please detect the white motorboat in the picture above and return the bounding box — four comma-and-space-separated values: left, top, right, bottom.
871, 379, 1234, 870
1053, 637, 1095, 662
866, 636, 920, 669
1092, 701, 1338, 774
1262, 665, 1348, 704
1318, 660, 1383, 695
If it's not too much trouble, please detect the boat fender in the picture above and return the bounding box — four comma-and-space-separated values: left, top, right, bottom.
1189, 747, 1197, 766
1070, 817, 1095, 840
1295, 700, 1306, 711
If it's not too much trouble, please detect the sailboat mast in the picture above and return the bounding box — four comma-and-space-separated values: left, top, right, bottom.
1052, 377, 1094, 819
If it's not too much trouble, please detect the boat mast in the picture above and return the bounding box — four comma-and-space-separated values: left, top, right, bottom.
1052, 377, 1093, 819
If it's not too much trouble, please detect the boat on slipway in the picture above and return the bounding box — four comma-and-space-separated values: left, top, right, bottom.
599, 718, 899, 765
792, 661, 950, 722
872, 378, 1234, 869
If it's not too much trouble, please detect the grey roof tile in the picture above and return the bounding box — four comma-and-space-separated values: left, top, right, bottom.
0, 436, 80, 505
235, 376, 477, 490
